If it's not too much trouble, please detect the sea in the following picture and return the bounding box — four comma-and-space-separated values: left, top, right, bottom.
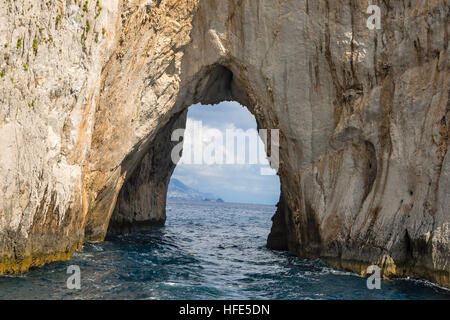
0, 200, 449, 300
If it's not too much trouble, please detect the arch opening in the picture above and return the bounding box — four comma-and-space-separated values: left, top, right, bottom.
168, 101, 281, 205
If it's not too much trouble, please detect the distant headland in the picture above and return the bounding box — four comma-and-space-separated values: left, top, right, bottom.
168, 178, 224, 203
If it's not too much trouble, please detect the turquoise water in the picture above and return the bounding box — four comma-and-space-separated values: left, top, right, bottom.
0, 200, 449, 300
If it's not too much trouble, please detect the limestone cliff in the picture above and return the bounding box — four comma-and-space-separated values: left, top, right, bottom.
0, 0, 448, 288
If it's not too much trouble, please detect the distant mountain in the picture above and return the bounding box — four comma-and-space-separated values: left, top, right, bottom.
168, 178, 224, 202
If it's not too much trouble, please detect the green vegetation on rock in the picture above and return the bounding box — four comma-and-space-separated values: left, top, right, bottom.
82, 1, 88, 13
32, 38, 38, 53
55, 14, 62, 29
95, 0, 102, 19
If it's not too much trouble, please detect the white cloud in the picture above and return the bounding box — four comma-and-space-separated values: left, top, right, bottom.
171, 102, 280, 205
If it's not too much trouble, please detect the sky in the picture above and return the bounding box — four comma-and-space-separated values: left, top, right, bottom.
170, 101, 281, 205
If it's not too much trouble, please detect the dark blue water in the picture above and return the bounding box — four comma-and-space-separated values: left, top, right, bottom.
0, 200, 449, 300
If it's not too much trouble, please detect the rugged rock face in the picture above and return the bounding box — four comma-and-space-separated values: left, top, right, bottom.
0, 0, 448, 287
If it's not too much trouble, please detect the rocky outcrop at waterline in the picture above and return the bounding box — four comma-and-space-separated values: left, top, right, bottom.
0, 1, 448, 287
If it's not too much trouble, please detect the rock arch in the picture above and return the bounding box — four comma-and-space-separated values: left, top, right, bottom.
105, 64, 271, 236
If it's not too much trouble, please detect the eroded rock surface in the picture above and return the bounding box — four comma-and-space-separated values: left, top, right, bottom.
0, 0, 448, 287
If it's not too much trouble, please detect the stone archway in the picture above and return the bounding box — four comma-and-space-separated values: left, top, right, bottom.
105, 64, 273, 236
80, 0, 449, 288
